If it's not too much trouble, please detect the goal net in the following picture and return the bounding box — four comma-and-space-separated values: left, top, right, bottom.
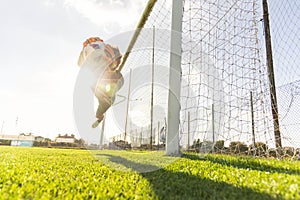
112, 0, 300, 153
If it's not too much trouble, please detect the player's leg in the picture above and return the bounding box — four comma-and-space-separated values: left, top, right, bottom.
92, 96, 114, 128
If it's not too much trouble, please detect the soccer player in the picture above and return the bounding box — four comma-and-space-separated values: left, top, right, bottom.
78, 37, 124, 128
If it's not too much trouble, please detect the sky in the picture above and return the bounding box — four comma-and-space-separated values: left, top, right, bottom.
0, 0, 148, 140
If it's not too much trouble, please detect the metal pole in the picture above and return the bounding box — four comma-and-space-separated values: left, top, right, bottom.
140, 127, 143, 147
250, 91, 256, 155
124, 69, 132, 142
148, 125, 151, 147
188, 112, 190, 151
135, 129, 138, 148
157, 121, 160, 150
262, 0, 282, 148
99, 114, 106, 149
150, 26, 155, 150
212, 104, 215, 153
212, 104, 215, 144
118, 0, 158, 72
166, 0, 183, 155
128, 121, 133, 148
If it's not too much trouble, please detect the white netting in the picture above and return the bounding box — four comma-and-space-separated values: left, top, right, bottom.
110, 0, 300, 152
180, 0, 274, 151
266, 0, 300, 148
110, 0, 171, 148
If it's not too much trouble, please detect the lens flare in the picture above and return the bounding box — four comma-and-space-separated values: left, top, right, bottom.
105, 84, 111, 92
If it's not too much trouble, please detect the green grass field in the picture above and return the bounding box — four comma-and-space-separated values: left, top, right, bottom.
0, 146, 299, 199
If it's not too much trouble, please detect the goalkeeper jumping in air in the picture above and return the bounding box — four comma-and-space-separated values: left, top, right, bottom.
78, 37, 124, 128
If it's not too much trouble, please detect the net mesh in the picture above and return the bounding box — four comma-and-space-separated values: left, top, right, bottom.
180, 0, 272, 152
266, 0, 300, 149
110, 0, 300, 153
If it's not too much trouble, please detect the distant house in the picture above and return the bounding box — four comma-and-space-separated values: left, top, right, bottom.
0, 134, 35, 147
55, 134, 75, 143
34, 136, 44, 142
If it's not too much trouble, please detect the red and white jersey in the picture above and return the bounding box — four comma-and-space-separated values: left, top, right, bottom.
77, 37, 123, 98
78, 37, 121, 71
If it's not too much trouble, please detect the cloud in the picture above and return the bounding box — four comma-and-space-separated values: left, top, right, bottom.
64, 0, 147, 34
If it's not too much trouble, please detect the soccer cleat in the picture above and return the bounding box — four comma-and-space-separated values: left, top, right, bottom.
92, 119, 101, 128
92, 114, 104, 128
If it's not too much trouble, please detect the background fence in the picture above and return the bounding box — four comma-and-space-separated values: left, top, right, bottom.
108, 0, 300, 153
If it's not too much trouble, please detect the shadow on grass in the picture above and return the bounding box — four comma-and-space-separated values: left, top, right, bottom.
97, 153, 276, 200
183, 153, 300, 176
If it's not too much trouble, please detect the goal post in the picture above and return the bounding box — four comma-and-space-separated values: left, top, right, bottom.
166, 0, 183, 155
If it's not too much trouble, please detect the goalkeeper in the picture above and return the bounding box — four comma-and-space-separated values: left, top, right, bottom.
78, 37, 124, 128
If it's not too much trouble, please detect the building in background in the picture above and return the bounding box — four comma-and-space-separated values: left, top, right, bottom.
0, 133, 35, 147
34, 136, 45, 142
55, 134, 75, 143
